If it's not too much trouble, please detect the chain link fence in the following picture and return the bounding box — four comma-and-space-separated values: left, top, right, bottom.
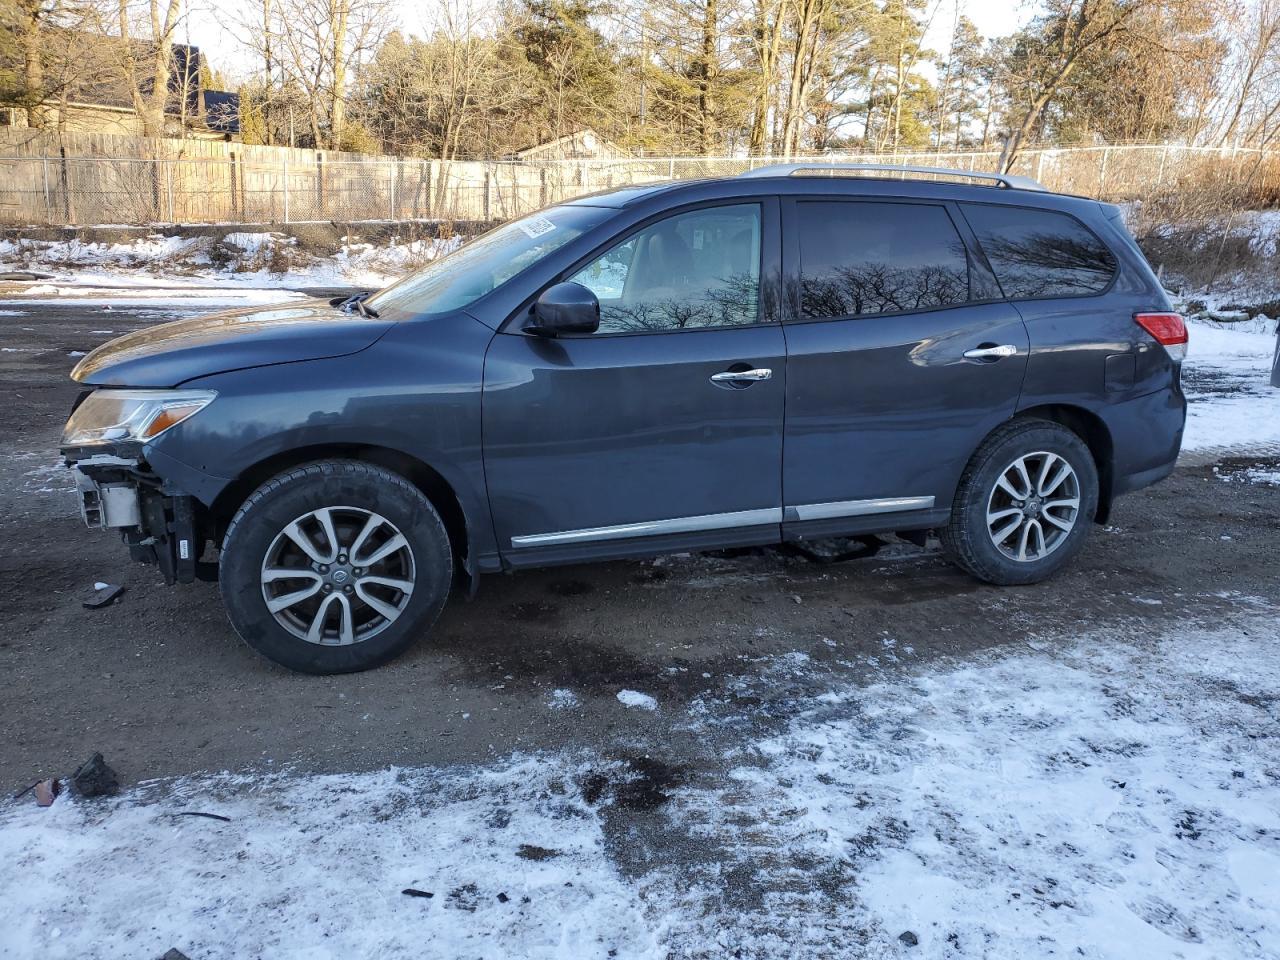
0, 143, 1275, 228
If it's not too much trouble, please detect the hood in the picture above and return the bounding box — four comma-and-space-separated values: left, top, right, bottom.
72, 299, 394, 387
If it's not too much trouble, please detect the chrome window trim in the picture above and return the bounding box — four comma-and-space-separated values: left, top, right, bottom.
510, 507, 782, 548
785, 496, 935, 522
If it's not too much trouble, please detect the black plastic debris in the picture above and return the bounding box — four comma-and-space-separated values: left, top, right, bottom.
83, 584, 125, 609
70, 752, 119, 797
401, 888, 434, 899
175, 811, 231, 823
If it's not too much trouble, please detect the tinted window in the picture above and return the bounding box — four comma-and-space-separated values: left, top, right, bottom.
796, 201, 971, 319
962, 204, 1116, 299
571, 204, 761, 333
366, 204, 610, 319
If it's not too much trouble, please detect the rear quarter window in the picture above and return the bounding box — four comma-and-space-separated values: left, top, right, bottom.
962, 203, 1116, 300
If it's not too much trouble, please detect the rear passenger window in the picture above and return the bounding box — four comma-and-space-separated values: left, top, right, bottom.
796, 201, 971, 320
962, 204, 1116, 299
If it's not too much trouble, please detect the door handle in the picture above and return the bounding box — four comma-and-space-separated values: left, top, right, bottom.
963, 344, 1018, 361
710, 368, 772, 383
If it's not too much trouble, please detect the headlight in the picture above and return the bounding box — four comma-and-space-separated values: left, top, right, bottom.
61, 389, 216, 447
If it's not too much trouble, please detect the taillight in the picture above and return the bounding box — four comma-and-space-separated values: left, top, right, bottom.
1135, 312, 1188, 362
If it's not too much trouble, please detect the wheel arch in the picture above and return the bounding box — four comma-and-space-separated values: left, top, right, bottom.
209, 444, 478, 587
1012, 404, 1115, 523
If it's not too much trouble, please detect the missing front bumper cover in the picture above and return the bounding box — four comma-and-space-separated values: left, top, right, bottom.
71, 457, 202, 585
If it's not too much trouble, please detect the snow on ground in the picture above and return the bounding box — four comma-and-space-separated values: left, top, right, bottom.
0, 232, 461, 290
1181, 317, 1280, 455
0, 282, 305, 308
2, 613, 1278, 959
616, 689, 659, 711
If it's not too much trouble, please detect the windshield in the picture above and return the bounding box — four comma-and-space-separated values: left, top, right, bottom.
366, 205, 613, 319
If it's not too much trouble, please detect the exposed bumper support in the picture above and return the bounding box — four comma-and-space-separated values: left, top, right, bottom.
68, 451, 205, 586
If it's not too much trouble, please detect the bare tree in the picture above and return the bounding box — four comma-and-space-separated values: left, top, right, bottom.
1217, 0, 1280, 146
112, 0, 185, 137
997, 0, 1170, 171
236, 0, 389, 148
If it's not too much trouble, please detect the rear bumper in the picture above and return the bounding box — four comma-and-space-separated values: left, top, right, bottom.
1105, 385, 1185, 500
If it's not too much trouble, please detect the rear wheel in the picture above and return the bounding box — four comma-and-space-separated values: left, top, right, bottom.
220, 460, 452, 673
941, 419, 1099, 585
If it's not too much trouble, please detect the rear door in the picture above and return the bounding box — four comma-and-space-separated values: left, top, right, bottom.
483, 199, 787, 565
780, 197, 1029, 538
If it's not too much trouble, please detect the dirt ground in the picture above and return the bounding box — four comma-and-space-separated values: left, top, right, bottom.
2, 292, 1278, 797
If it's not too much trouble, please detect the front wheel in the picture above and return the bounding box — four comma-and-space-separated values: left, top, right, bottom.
220, 460, 453, 673
941, 419, 1099, 585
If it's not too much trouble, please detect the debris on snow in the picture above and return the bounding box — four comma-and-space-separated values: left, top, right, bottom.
33, 779, 60, 807
69, 753, 118, 798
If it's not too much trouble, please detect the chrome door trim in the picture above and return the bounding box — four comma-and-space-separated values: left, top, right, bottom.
785, 495, 935, 523
511, 507, 783, 548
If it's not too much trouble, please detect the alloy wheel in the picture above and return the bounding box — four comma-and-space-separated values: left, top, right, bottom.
985, 451, 1081, 562
260, 506, 416, 645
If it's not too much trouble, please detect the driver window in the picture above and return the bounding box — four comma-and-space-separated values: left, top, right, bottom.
570, 204, 761, 334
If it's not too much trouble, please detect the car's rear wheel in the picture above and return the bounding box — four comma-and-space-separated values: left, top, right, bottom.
941, 419, 1099, 585
220, 460, 452, 673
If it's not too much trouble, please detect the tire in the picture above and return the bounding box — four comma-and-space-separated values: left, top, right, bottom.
941, 419, 1099, 586
220, 460, 452, 674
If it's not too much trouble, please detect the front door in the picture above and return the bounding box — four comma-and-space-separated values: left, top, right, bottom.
483, 200, 787, 565
780, 197, 1030, 538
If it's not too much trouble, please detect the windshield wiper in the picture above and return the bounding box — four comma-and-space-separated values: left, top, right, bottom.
336, 292, 380, 319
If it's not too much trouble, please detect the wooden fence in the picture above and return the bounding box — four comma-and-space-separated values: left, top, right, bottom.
0, 129, 1275, 227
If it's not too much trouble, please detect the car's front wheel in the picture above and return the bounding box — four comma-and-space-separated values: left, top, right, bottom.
220, 460, 452, 673
941, 419, 1099, 585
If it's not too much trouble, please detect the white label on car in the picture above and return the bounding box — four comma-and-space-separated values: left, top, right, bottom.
517, 216, 557, 239
179, 539, 190, 560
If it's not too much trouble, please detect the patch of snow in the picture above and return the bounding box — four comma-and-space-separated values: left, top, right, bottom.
1180, 317, 1280, 454
22, 461, 75, 494
1229, 467, 1280, 486
0, 758, 659, 959
0, 231, 462, 290
547, 688, 580, 710
664, 618, 1280, 956
616, 689, 658, 711
3, 618, 1279, 957
222, 231, 294, 253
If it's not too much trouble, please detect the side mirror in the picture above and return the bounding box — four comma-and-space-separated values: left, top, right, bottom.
528, 282, 600, 336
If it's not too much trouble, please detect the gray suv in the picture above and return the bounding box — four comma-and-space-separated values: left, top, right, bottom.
61, 164, 1187, 673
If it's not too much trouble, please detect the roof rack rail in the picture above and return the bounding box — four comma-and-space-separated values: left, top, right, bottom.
738, 162, 1046, 191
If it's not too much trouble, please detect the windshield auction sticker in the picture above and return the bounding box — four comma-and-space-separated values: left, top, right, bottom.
517, 216, 557, 239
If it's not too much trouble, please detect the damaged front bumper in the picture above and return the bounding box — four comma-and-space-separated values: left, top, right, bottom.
67, 448, 207, 585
